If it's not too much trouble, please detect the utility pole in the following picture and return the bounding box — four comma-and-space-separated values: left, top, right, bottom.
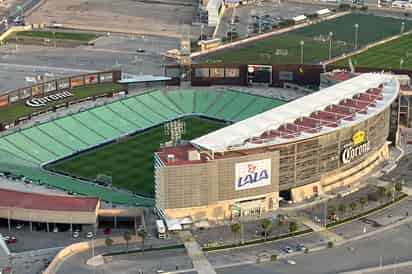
300, 40, 305, 64
354, 24, 359, 49
329, 31, 333, 60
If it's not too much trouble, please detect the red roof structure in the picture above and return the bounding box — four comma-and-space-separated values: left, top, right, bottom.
0, 188, 99, 212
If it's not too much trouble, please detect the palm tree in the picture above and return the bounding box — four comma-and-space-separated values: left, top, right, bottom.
359, 197, 367, 210
289, 221, 298, 233
123, 231, 132, 253
138, 229, 148, 251
395, 182, 403, 195
349, 201, 357, 216
377, 187, 386, 204
338, 204, 346, 218
231, 223, 242, 244
277, 214, 285, 226
105, 237, 113, 249
261, 218, 272, 241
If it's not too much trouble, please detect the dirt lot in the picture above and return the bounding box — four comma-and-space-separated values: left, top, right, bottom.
27, 0, 197, 38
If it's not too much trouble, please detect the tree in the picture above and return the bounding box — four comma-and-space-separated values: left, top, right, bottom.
338, 204, 346, 218
231, 223, 242, 244
289, 221, 298, 233
328, 205, 337, 216
138, 228, 148, 251
277, 214, 286, 226
105, 237, 113, 248
349, 202, 357, 216
261, 218, 272, 241
395, 182, 403, 194
377, 186, 386, 203
123, 231, 132, 253
386, 189, 393, 202
359, 197, 367, 210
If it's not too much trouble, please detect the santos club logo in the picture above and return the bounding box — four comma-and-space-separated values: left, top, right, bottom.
235, 159, 271, 191
341, 130, 370, 164
26, 91, 73, 107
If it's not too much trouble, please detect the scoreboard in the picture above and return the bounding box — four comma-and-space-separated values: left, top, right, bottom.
247, 65, 272, 84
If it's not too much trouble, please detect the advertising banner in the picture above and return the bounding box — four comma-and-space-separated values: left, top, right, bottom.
86, 74, 98, 85
225, 68, 240, 78
57, 78, 70, 90
31, 84, 43, 96
20, 87, 32, 99
235, 159, 271, 191
9, 91, 19, 103
0, 95, 8, 106
99, 72, 113, 83
44, 81, 57, 93
70, 76, 84, 88
210, 67, 224, 78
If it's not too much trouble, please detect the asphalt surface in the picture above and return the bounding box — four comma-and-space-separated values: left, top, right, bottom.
0, 33, 179, 93
218, 220, 412, 274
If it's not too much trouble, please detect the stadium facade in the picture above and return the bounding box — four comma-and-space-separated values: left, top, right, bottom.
154, 73, 400, 221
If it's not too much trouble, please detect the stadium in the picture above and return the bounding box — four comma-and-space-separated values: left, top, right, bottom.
155, 73, 400, 221
0, 59, 408, 229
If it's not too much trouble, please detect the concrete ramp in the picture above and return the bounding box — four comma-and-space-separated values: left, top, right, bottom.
178, 231, 216, 274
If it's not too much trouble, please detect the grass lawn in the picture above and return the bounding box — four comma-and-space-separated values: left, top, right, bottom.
15, 30, 99, 41
47, 117, 227, 197
332, 33, 412, 70
0, 83, 123, 124
203, 13, 412, 64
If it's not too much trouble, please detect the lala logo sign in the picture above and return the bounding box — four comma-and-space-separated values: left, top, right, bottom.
235, 159, 271, 191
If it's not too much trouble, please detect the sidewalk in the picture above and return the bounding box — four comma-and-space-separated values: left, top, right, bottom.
178, 231, 216, 274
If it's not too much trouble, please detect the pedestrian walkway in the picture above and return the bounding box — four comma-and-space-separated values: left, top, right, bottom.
299, 217, 344, 242
178, 231, 216, 274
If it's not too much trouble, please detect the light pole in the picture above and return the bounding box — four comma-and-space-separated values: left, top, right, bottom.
329, 31, 333, 60
354, 24, 359, 50
401, 21, 405, 34
400, 58, 404, 70
300, 40, 304, 64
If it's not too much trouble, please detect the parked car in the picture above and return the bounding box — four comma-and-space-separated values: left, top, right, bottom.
296, 243, 307, 252
15, 223, 24, 230
86, 232, 94, 239
286, 259, 296, 265
72, 231, 80, 238
136, 48, 145, 53
283, 246, 293, 253
3, 236, 17, 244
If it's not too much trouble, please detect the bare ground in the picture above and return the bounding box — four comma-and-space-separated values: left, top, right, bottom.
27, 0, 197, 38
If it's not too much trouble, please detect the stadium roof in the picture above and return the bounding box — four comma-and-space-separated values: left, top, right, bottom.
0, 188, 99, 212
192, 73, 399, 153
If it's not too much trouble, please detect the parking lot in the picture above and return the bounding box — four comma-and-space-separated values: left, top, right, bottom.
217, 2, 323, 39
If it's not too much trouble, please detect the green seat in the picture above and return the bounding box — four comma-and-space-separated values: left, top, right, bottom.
38, 122, 88, 151
89, 107, 136, 134
56, 116, 105, 144
22, 127, 72, 157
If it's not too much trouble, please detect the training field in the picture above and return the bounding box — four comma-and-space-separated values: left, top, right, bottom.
203, 14, 412, 64
332, 34, 412, 70
47, 117, 226, 196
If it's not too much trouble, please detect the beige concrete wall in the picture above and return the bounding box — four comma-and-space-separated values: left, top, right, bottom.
164, 191, 279, 222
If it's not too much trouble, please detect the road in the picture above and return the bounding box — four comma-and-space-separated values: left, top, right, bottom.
218, 221, 412, 274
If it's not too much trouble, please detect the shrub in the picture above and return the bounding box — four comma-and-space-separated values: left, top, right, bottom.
271, 254, 278, 261
328, 241, 334, 248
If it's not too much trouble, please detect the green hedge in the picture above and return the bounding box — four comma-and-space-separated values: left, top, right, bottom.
103, 244, 185, 257
326, 194, 408, 228
202, 229, 312, 252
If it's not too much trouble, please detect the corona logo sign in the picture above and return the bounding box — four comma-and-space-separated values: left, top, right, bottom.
26, 91, 73, 107
341, 130, 370, 164
352, 130, 365, 145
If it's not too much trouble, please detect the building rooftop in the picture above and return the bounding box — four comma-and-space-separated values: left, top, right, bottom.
0, 188, 99, 212
192, 73, 399, 152
156, 144, 209, 166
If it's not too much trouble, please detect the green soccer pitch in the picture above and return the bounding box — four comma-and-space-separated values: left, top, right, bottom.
202, 13, 411, 64
332, 33, 412, 70
46, 117, 227, 197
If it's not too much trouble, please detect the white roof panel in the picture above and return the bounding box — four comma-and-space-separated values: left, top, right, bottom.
192, 73, 398, 152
